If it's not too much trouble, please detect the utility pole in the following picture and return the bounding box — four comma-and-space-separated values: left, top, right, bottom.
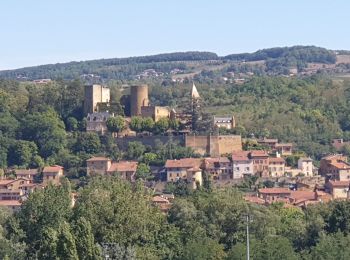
246, 214, 250, 260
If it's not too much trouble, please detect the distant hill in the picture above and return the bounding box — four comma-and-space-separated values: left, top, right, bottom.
0, 46, 348, 81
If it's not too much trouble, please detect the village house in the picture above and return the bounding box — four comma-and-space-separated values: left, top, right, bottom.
165, 158, 202, 189
298, 157, 314, 177
326, 180, 350, 199
13, 169, 38, 182
319, 154, 348, 177
268, 157, 285, 177
42, 166, 64, 185
332, 139, 350, 150
250, 150, 269, 177
203, 157, 232, 180
86, 157, 112, 175
257, 187, 331, 207
232, 151, 253, 179
256, 138, 293, 156
86, 157, 138, 182
319, 155, 350, 181
106, 161, 138, 182
0, 178, 31, 190
152, 195, 172, 213
275, 143, 293, 156
257, 138, 278, 149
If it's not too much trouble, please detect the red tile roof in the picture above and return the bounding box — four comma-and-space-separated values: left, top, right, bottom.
289, 190, 315, 201
250, 150, 269, 158
330, 161, 350, 170
269, 157, 285, 163
258, 188, 291, 194
232, 151, 250, 161
107, 161, 138, 172
165, 158, 202, 168
329, 180, 350, 187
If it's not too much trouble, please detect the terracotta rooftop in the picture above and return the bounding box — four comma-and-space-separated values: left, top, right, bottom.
165, 158, 202, 168
330, 161, 350, 170
107, 161, 138, 172
250, 150, 269, 157
204, 157, 230, 168
258, 188, 291, 194
289, 190, 315, 201
329, 180, 350, 187
244, 195, 265, 204
269, 157, 285, 163
86, 156, 110, 162
43, 166, 63, 172
232, 151, 250, 161
0, 180, 16, 186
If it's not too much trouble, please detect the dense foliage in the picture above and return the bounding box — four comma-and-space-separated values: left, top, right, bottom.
1, 177, 350, 259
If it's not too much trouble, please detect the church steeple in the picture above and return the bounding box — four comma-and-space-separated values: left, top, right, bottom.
191, 82, 200, 99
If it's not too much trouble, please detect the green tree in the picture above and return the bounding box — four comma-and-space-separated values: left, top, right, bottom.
73, 217, 101, 260
154, 118, 169, 134
8, 140, 38, 167
182, 237, 226, 260
141, 117, 155, 133
309, 232, 350, 260
56, 222, 79, 260
106, 116, 125, 137
127, 141, 146, 160
21, 108, 67, 158
73, 132, 101, 154
136, 163, 152, 180
130, 116, 143, 133
66, 117, 79, 132
15, 183, 72, 257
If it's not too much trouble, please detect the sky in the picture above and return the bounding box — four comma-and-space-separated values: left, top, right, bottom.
0, 0, 349, 70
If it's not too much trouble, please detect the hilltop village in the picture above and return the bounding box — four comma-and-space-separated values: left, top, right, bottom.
0, 82, 349, 214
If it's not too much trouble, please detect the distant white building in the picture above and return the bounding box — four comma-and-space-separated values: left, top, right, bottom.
298, 157, 314, 177
232, 151, 253, 179
213, 115, 235, 130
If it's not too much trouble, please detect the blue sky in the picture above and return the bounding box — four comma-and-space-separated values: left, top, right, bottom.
0, 0, 349, 70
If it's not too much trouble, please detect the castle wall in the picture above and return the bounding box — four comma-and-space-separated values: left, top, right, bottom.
185, 135, 242, 156
141, 106, 170, 122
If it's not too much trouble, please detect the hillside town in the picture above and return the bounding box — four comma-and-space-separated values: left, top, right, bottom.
1, 82, 349, 215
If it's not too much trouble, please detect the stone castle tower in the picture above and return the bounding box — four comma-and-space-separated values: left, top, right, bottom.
84, 84, 110, 114
130, 85, 149, 116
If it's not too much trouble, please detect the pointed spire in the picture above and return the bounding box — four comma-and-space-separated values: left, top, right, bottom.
191, 82, 200, 99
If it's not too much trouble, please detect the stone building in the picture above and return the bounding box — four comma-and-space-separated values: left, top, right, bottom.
86, 112, 112, 135
84, 84, 110, 114
185, 135, 242, 157
141, 106, 170, 122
